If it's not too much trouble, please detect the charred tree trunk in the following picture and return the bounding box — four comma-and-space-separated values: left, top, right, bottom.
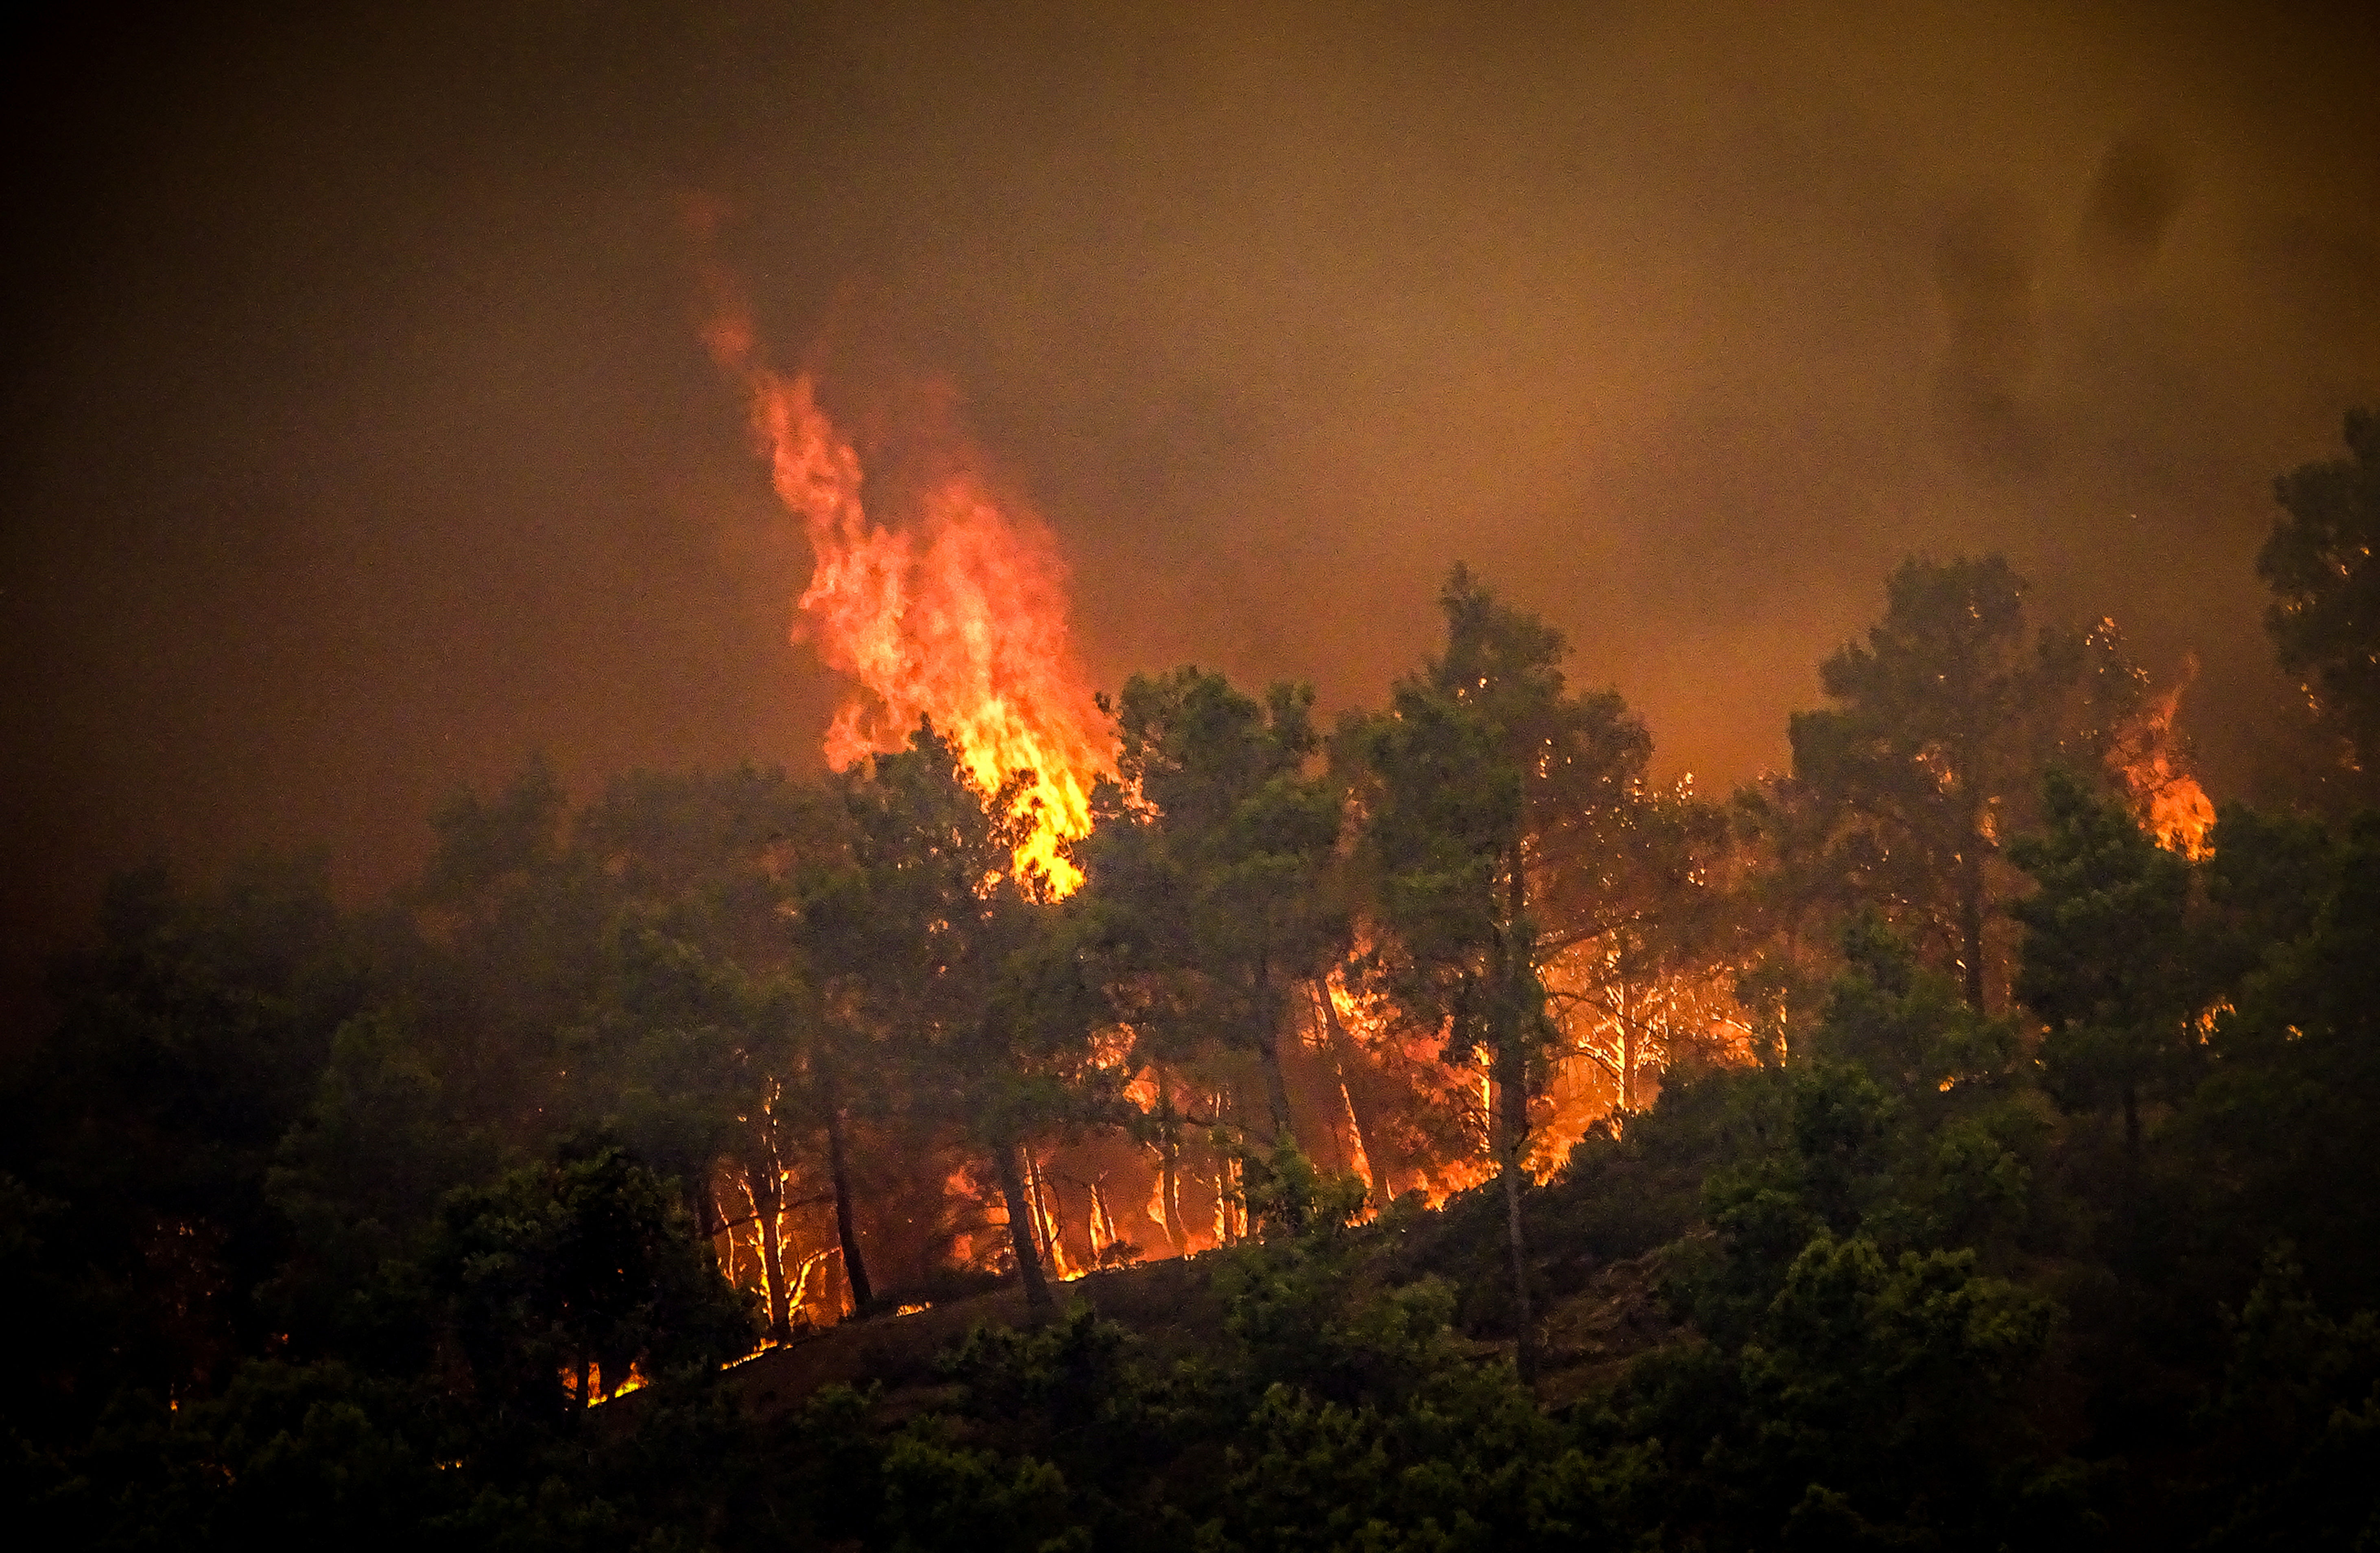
1312, 977, 1386, 1205
1157, 1069, 1188, 1255
1499, 846, 1538, 1386
994, 1142, 1053, 1313
1253, 963, 1297, 1147
824, 1096, 873, 1316
1958, 840, 1989, 1012
1496, 1027, 1536, 1385
696, 1175, 727, 1281
747, 1160, 791, 1343
1619, 975, 1637, 1113
1026, 1147, 1072, 1278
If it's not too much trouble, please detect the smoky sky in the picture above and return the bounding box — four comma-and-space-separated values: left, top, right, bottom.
4, 0, 2377, 1031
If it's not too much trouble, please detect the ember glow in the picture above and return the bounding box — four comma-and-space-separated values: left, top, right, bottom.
702, 299, 1111, 889
2110, 660, 2219, 860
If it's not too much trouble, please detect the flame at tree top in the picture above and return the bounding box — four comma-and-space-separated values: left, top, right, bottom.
703, 305, 1111, 889
2109, 655, 2217, 861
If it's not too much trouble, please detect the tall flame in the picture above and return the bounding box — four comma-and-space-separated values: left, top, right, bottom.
2109, 656, 2216, 861
702, 304, 1110, 889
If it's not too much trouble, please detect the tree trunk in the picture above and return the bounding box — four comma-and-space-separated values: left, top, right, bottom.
1312, 977, 1385, 1204
1254, 967, 1297, 1147
1958, 843, 1989, 1012
1090, 1182, 1116, 1263
1225, 1152, 1244, 1243
1619, 974, 1637, 1112
696, 1176, 727, 1280
825, 1099, 874, 1317
1497, 1031, 1536, 1385
1214, 1091, 1241, 1244
994, 1143, 1053, 1312
1026, 1147, 1072, 1279
747, 1160, 791, 1343
1157, 1069, 1187, 1255
1500, 847, 1538, 1385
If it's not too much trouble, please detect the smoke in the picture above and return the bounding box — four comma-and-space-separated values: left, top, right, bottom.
1934, 194, 2042, 445
2, 0, 2377, 1033
2078, 136, 2189, 280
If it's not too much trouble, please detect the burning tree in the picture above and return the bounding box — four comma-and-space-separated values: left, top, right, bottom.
1778, 557, 2173, 1012
1343, 565, 1652, 1380
1074, 668, 1348, 1156
427, 1140, 750, 1415
801, 720, 1124, 1311
702, 291, 1113, 891
1530, 769, 1754, 1151
551, 767, 899, 1340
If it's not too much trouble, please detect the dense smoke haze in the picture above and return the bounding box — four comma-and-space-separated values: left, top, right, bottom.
4, 0, 2376, 1032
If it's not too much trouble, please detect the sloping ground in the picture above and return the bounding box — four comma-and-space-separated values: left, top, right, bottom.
1531, 1245, 1689, 1409
620, 1252, 1232, 1422
609, 1230, 1683, 1428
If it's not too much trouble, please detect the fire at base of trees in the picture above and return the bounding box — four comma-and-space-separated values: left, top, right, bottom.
6, 410, 2378, 1550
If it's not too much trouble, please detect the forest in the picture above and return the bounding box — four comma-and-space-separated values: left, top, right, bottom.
4, 408, 2378, 1550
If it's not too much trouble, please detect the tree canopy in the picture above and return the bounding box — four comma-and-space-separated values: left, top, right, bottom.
8, 505, 2380, 1549
2262, 406, 2380, 773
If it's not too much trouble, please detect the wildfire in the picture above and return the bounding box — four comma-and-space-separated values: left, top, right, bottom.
701, 296, 1111, 889
2109, 658, 2217, 860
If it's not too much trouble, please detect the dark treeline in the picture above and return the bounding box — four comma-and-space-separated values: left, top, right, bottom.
5, 412, 2379, 1548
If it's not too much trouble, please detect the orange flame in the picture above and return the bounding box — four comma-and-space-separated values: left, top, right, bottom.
702, 299, 1110, 889
2110, 659, 2216, 861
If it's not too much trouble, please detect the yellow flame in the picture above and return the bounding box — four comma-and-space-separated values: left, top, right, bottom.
703, 296, 1109, 891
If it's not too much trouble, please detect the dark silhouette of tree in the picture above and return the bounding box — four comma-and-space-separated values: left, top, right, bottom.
1345, 564, 1650, 1380
428, 1139, 751, 1415
2260, 406, 2380, 773
2009, 769, 2209, 1168
803, 720, 1118, 1312
534, 765, 876, 1338
4, 854, 375, 1404
1785, 556, 2143, 1011
1076, 667, 1346, 1152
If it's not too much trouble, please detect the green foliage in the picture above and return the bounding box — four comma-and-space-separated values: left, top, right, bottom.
2196, 1247, 2380, 1550
2181, 812, 2380, 1302
1236, 1136, 1367, 1241
264, 1011, 495, 1353
1813, 910, 2022, 1093
2011, 768, 2208, 1135
18, 535, 2380, 1550
1608, 1235, 2067, 1548
2260, 407, 2380, 769
2, 854, 378, 1413
1783, 556, 2146, 1007
1216, 1361, 1639, 1553
939, 1306, 1133, 1429
879, 1428, 1082, 1553
1080, 668, 1346, 1141
427, 1140, 754, 1418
